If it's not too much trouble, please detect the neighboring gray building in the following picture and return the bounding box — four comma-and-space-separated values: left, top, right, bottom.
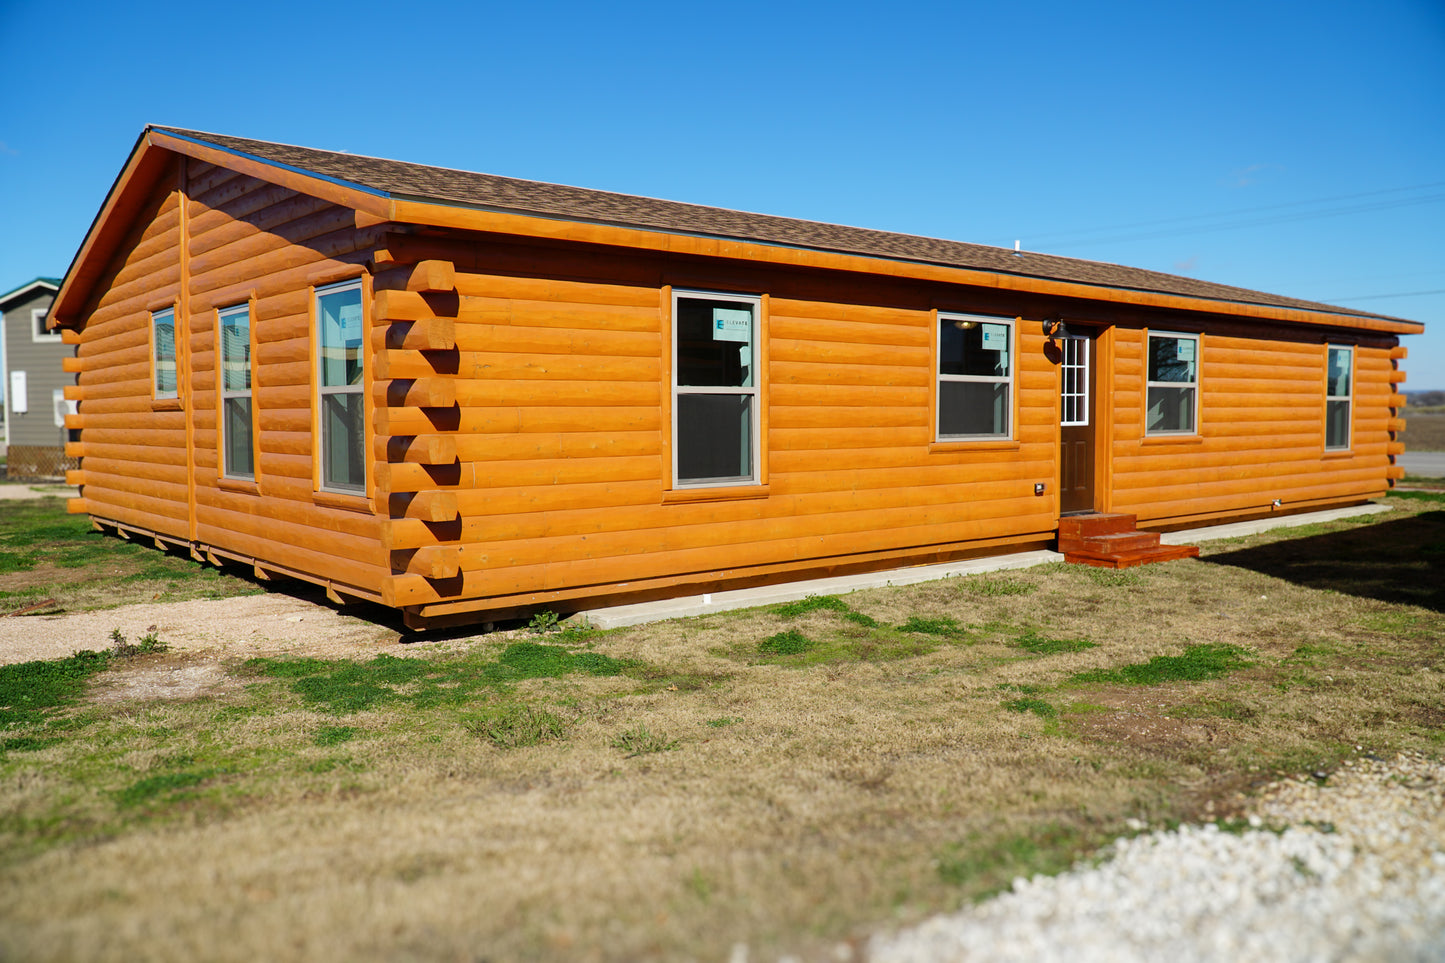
1, 277, 76, 479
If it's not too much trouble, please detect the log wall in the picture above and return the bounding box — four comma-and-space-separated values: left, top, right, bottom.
1107, 325, 1398, 525
68, 159, 391, 599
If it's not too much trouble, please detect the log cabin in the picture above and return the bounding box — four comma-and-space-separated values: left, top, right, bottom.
48, 127, 1423, 628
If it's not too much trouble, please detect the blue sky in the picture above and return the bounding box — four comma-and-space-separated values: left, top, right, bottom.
2, 0, 1441, 389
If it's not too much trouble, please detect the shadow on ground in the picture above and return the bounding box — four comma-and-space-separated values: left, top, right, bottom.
1204, 510, 1445, 612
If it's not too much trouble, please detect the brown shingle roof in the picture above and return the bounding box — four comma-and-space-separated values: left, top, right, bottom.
155, 126, 1402, 324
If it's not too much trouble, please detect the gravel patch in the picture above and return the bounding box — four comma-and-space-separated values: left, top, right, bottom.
0, 594, 402, 666
868, 753, 1445, 962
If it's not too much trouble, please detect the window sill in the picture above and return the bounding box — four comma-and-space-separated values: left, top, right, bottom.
150, 398, 183, 412
1321, 449, 1354, 461
313, 489, 374, 514
217, 477, 259, 496
929, 439, 1020, 454
1141, 433, 1203, 446
663, 485, 770, 505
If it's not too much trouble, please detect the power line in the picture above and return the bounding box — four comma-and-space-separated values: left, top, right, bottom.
1006, 180, 1445, 249
1321, 288, 1445, 302
1040, 193, 1445, 250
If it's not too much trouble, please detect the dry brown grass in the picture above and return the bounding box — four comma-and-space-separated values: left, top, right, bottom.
1403, 410, 1445, 451
1, 495, 1442, 962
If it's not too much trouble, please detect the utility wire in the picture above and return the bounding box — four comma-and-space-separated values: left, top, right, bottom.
1321, 288, 1445, 302
1005, 180, 1445, 249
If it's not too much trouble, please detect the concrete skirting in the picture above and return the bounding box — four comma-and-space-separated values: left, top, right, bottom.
580, 550, 1064, 629
578, 503, 1396, 630
1157, 503, 1392, 545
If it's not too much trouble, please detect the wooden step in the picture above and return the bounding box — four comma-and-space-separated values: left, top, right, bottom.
1064, 543, 1200, 569
1061, 530, 1162, 555
1057, 512, 1199, 569
1059, 513, 1138, 540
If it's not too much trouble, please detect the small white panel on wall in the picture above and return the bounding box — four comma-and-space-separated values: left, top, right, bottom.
9, 370, 27, 414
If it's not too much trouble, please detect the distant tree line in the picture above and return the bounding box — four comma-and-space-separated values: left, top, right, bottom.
1405, 390, 1445, 407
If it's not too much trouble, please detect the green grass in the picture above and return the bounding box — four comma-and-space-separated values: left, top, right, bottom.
774, 594, 880, 627
1390, 489, 1445, 503
1013, 630, 1097, 655
0, 650, 112, 729
758, 629, 814, 655
1070, 643, 1253, 686
935, 824, 1093, 898
115, 769, 221, 808
1003, 697, 1057, 719
897, 615, 969, 638
244, 643, 638, 715
313, 726, 357, 747
0, 498, 258, 611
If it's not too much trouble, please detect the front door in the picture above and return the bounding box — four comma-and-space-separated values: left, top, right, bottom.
1059, 330, 1097, 514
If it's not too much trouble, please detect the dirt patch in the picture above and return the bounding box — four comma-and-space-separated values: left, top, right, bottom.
88, 656, 234, 704
0, 594, 405, 667
1068, 689, 1222, 750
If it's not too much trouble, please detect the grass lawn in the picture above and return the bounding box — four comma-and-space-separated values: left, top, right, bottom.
0, 494, 1442, 961
0, 499, 260, 615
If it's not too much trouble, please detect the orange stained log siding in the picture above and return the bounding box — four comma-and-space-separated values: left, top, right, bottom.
1108, 327, 1394, 525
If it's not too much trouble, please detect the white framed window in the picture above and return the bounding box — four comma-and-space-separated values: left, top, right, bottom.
937, 313, 1013, 439
1060, 335, 1089, 427
316, 280, 365, 493
1145, 331, 1198, 434
151, 307, 178, 400
219, 303, 255, 479
672, 289, 761, 487
31, 307, 60, 343
1325, 345, 1353, 451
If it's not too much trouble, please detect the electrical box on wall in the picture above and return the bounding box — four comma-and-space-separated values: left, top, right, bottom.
9, 370, 27, 414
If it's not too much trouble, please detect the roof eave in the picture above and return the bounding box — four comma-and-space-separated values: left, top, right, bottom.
50, 128, 394, 329
382, 195, 1425, 336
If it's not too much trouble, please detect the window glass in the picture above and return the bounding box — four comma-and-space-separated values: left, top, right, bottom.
936, 314, 1012, 440
676, 297, 755, 388
319, 285, 364, 388
33, 309, 59, 341
152, 308, 177, 399
1145, 333, 1198, 434
323, 392, 366, 490
1325, 346, 1352, 450
316, 281, 365, 493
672, 292, 761, 487
219, 304, 254, 479
676, 394, 753, 482
1147, 336, 1197, 383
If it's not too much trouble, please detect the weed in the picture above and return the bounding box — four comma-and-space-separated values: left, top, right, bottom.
313, 726, 357, 747
996, 682, 1044, 695
705, 716, 742, 728
612, 725, 678, 755
758, 629, 814, 655
774, 595, 849, 618
109, 628, 167, 659
469, 705, 569, 749
0, 650, 111, 728
1003, 698, 1057, 719
1013, 630, 1097, 655
960, 575, 1037, 597
897, 615, 968, 638
774, 594, 879, 627
527, 610, 560, 634
1070, 643, 1252, 686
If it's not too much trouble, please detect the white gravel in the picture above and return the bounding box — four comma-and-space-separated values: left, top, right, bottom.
869, 753, 1445, 963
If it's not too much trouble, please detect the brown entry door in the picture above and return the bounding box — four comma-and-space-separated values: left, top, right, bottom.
1059, 332, 1097, 514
